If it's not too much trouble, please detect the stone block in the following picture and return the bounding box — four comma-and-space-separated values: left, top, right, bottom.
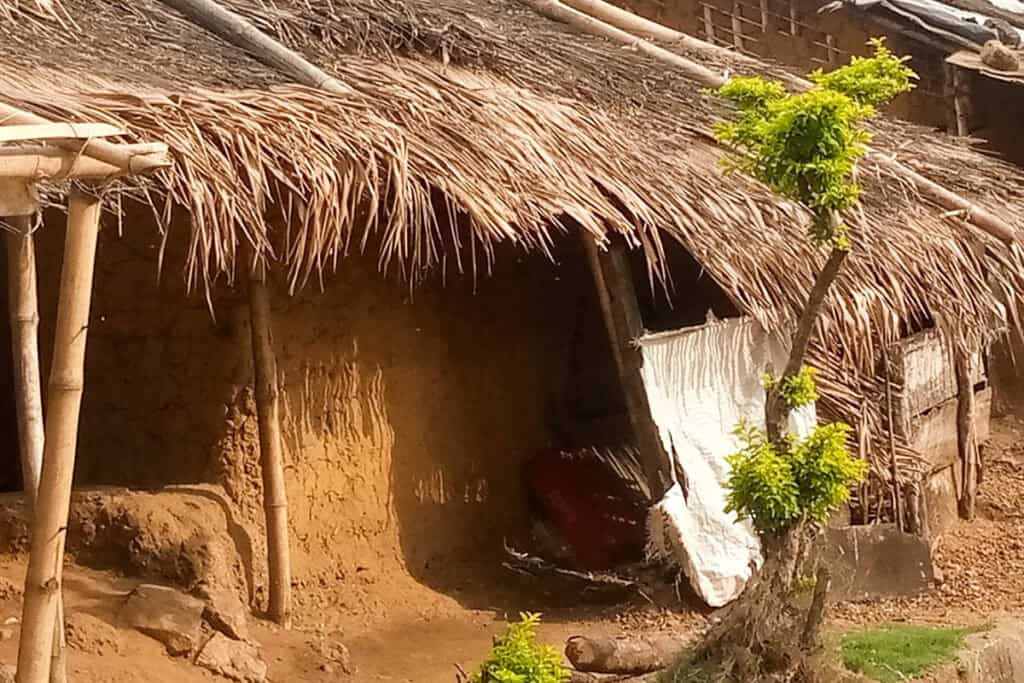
196, 633, 267, 682
118, 584, 204, 656
820, 524, 934, 601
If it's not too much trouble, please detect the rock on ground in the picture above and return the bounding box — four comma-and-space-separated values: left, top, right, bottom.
309, 636, 355, 675
197, 583, 249, 641
0, 664, 12, 683
66, 611, 122, 656
196, 633, 267, 683
118, 584, 204, 656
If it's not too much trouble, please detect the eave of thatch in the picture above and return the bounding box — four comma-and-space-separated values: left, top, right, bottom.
1, 0, 1024, 378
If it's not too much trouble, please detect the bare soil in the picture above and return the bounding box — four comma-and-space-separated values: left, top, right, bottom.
0, 417, 1021, 681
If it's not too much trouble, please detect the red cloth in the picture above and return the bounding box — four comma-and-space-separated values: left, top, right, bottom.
525, 449, 647, 570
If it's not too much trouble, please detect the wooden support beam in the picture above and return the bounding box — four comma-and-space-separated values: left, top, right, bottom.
16, 190, 102, 683
5, 216, 69, 683
0, 122, 125, 144
956, 353, 978, 520
157, 0, 352, 95
581, 234, 673, 500
5, 215, 44, 507
248, 269, 292, 627
0, 103, 170, 175
882, 347, 903, 531
0, 146, 141, 180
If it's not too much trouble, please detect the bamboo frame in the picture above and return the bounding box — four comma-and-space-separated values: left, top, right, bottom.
5, 216, 69, 683
248, 270, 292, 627
0, 103, 170, 175
0, 122, 125, 143
5, 215, 43, 507
0, 147, 135, 180
546, 0, 1018, 244
16, 190, 102, 683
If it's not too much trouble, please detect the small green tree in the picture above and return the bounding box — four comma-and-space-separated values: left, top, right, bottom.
468, 613, 569, 683
687, 40, 915, 682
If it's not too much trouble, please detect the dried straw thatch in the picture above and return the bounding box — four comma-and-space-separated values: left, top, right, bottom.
1, 0, 1022, 486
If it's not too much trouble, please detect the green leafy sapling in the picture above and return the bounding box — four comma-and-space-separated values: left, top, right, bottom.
471, 613, 569, 683
716, 40, 915, 539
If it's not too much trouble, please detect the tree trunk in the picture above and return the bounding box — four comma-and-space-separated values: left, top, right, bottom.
16, 190, 102, 683
5, 217, 69, 683
765, 244, 847, 444
696, 221, 848, 680
248, 270, 292, 627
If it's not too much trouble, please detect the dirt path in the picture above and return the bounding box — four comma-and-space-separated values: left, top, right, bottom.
1, 418, 1022, 681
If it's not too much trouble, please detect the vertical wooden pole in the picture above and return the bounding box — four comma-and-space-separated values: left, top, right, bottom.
5, 216, 43, 508
248, 267, 292, 627
5, 216, 68, 683
956, 353, 978, 521
730, 2, 744, 51
581, 234, 673, 501
702, 4, 716, 43
16, 190, 101, 683
944, 64, 970, 137
882, 348, 903, 531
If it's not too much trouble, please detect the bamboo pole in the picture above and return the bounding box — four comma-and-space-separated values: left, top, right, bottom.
5, 217, 69, 683
248, 268, 292, 627
16, 190, 102, 683
580, 234, 673, 499
0, 103, 169, 175
530, 0, 1018, 245
156, 0, 353, 95
6, 215, 43, 509
0, 147, 131, 180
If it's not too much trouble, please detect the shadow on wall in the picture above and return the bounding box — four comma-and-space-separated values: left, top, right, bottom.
251, 238, 590, 609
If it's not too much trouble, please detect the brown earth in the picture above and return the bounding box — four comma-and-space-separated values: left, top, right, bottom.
0, 417, 1021, 681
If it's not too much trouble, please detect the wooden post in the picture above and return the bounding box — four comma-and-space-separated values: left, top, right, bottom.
730, 2, 744, 51
4, 216, 68, 683
882, 347, 903, 531
16, 190, 101, 683
6, 216, 43, 508
956, 353, 978, 521
702, 4, 716, 43
581, 235, 673, 500
248, 268, 292, 627
944, 64, 970, 137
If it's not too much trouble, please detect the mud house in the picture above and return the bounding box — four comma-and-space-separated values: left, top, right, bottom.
0, 0, 1022, 614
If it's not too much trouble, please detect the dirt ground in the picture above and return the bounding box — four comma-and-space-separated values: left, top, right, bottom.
0, 417, 1022, 682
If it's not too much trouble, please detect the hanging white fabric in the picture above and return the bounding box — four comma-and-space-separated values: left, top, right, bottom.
639, 316, 816, 607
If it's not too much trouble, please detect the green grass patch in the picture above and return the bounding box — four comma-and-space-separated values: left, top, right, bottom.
840, 623, 987, 682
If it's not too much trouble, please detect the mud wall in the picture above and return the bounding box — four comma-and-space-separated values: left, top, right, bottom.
20, 207, 610, 608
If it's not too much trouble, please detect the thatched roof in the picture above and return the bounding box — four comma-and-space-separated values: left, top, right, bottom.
1, 0, 1024, 373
